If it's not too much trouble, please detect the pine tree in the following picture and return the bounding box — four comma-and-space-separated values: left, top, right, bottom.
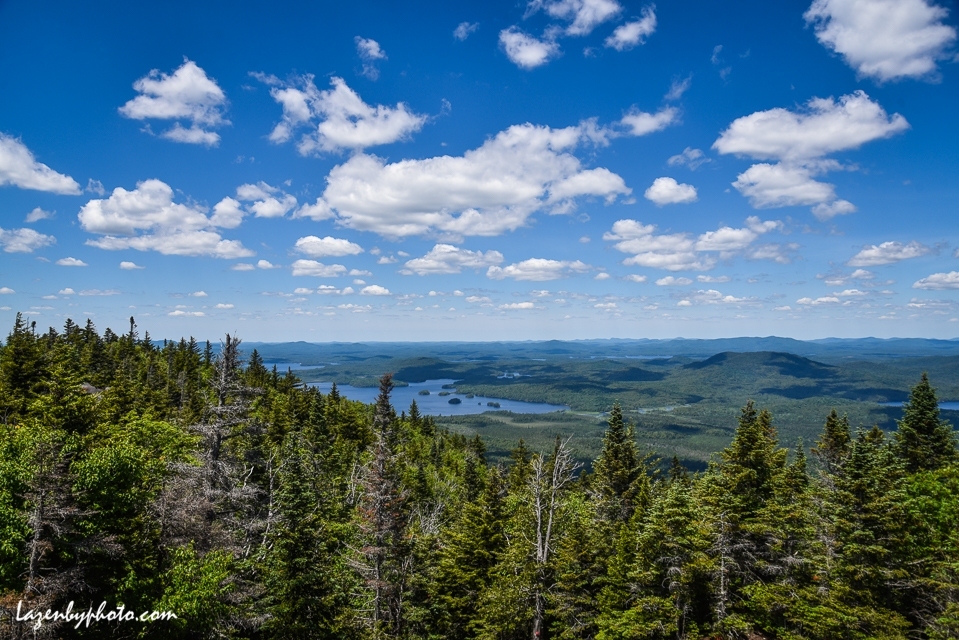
813, 409, 851, 474
352, 374, 411, 639
591, 403, 649, 524
895, 373, 958, 473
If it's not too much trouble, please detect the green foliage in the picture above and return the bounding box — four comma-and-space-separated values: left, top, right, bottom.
895, 372, 959, 473
1, 317, 958, 638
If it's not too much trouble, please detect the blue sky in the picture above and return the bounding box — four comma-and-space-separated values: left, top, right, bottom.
1, 0, 957, 341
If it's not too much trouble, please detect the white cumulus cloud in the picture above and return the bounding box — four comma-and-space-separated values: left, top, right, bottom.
535, 0, 623, 36
0, 227, 55, 253
805, 0, 957, 82
355, 37, 387, 79
714, 91, 908, 162
644, 177, 698, 205
847, 240, 932, 266
295, 235, 364, 258
605, 216, 781, 271
0, 134, 81, 194
620, 107, 678, 136
312, 122, 630, 240
604, 5, 657, 50
78, 179, 253, 259
656, 276, 692, 286
487, 258, 590, 281
119, 59, 228, 146
714, 91, 909, 215
291, 260, 348, 277
25, 207, 55, 222
913, 271, 959, 290
360, 284, 391, 296
499, 28, 561, 69
120, 261, 144, 270
500, 301, 536, 310
258, 75, 427, 154
401, 244, 504, 275
56, 257, 87, 267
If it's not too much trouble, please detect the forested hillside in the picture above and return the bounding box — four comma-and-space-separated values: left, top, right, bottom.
1, 314, 958, 639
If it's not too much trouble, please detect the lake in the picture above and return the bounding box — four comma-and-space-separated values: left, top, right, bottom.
880, 401, 959, 410
307, 378, 569, 416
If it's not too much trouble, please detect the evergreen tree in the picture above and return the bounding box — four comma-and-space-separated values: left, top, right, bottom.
895, 373, 958, 473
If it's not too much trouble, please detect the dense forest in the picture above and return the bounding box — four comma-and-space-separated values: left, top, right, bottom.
1, 314, 958, 639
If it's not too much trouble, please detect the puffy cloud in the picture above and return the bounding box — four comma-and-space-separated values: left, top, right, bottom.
605, 216, 782, 271
487, 258, 590, 281
731, 163, 836, 209
534, 0, 623, 36
834, 288, 867, 296
454, 22, 480, 40
25, 207, 54, 222
847, 240, 931, 266
295, 235, 364, 258
314, 122, 630, 239
625, 274, 647, 283
805, 0, 957, 82
78, 179, 253, 259
0, 287, 15, 294
119, 261, 144, 270
232, 263, 255, 271
620, 107, 678, 136
500, 301, 536, 309
231, 182, 297, 219
215, 303, 234, 309
499, 28, 561, 69
644, 177, 697, 205
56, 257, 87, 266
291, 260, 348, 277
189, 291, 207, 297
119, 60, 227, 146
360, 284, 391, 296
58, 288, 75, 295
698, 275, 731, 283
355, 36, 387, 60
355, 37, 387, 79
811, 199, 857, 220
797, 296, 841, 305
714, 91, 908, 162
913, 271, 959, 290
0, 134, 81, 194
401, 244, 504, 275
168, 310, 205, 317
691, 289, 750, 304
258, 75, 426, 154
714, 91, 908, 214
746, 243, 796, 264
0, 227, 55, 253
656, 276, 692, 286
594, 272, 611, 280
604, 5, 657, 50
667, 147, 709, 169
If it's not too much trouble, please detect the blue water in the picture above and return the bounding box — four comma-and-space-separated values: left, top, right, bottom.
264, 362, 325, 371
308, 379, 568, 416
880, 401, 959, 410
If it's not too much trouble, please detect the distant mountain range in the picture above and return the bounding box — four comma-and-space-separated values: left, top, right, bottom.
240, 336, 959, 365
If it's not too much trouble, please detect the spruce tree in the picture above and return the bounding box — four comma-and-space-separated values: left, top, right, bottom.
895, 373, 958, 473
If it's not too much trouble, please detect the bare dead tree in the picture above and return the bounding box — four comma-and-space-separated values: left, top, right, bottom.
529, 436, 581, 640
